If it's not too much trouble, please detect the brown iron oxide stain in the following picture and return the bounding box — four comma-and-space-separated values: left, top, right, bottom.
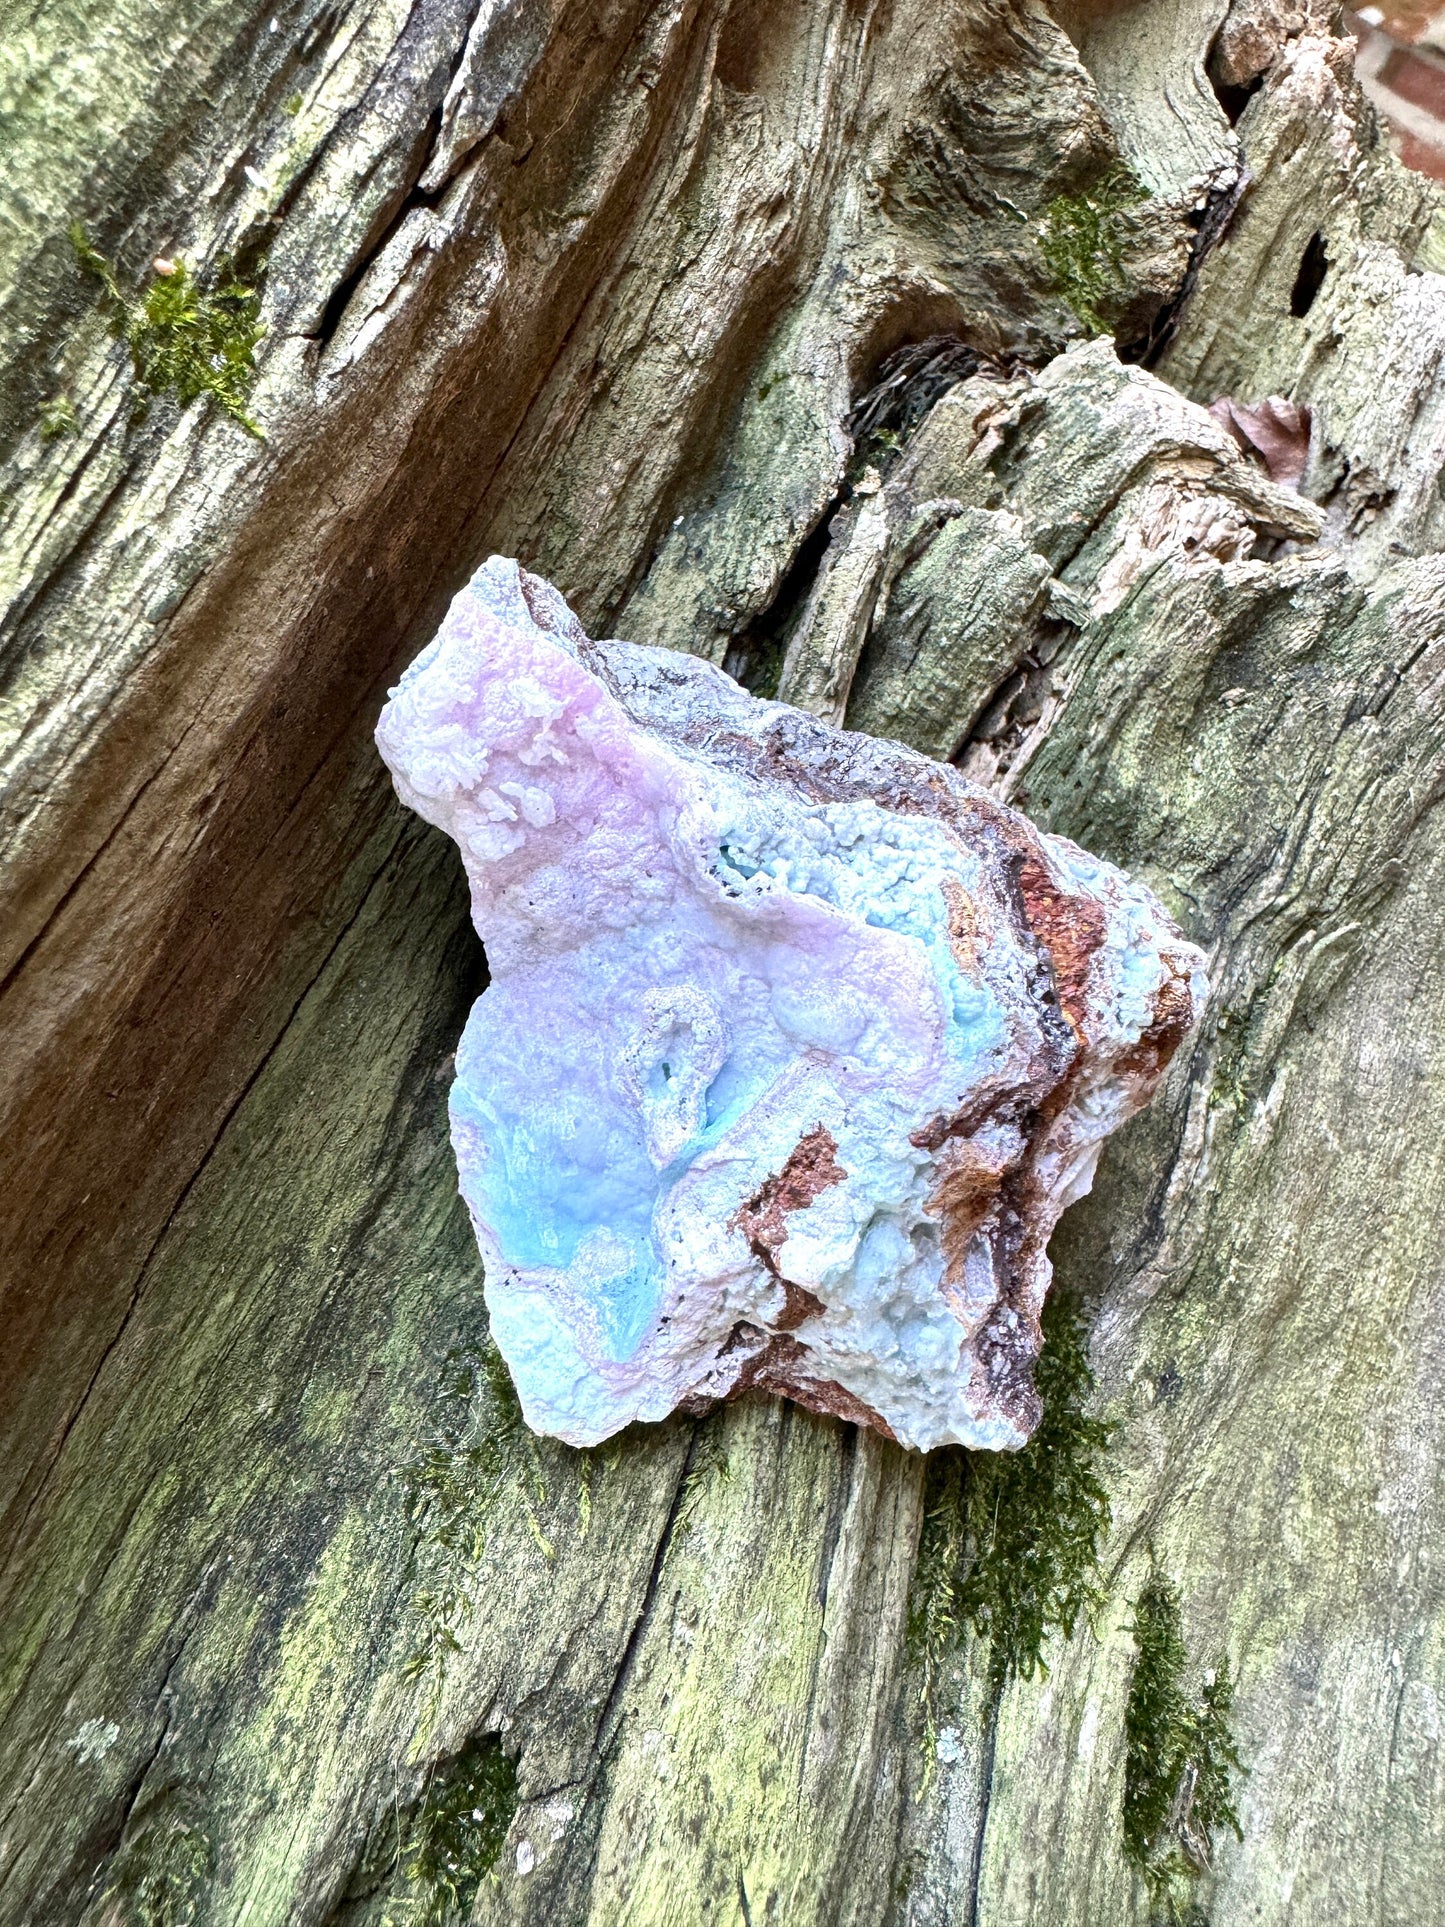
725, 1328, 899, 1441
1117, 950, 1197, 1081
911, 846, 1111, 1325
1016, 853, 1107, 1038
924, 1132, 1016, 1286
909, 1090, 1000, 1155
775, 1280, 827, 1331
732, 1123, 846, 1271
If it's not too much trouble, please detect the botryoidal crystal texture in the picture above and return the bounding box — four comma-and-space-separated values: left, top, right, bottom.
377, 559, 1206, 1452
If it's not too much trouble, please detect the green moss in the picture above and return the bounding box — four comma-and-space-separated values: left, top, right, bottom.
846, 334, 980, 481
70, 225, 266, 436
395, 1335, 609, 1726
1124, 1574, 1245, 1922
1208, 1006, 1253, 1120
907, 1293, 1113, 1698
39, 394, 78, 440
745, 633, 788, 702
284, 92, 305, 117
1039, 164, 1145, 336
676, 1427, 731, 1531
99, 1793, 214, 1926
395, 1735, 519, 1925
846, 426, 900, 483
400, 1342, 539, 1702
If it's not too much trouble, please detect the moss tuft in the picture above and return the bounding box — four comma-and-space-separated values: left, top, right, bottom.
400, 1342, 540, 1701
395, 1335, 603, 1725
398, 1734, 519, 1924
70, 225, 266, 436
99, 1793, 214, 1926
1124, 1573, 1245, 1921
1208, 1006, 1253, 1119
907, 1292, 1113, 1699
846, 333, 982, 481
39, 394, 79, 440
1039, 164, 1145, 336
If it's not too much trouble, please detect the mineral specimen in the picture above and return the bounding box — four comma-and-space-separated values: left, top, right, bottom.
376, 559, 1206, 1451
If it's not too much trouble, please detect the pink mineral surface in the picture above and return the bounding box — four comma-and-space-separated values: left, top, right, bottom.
376, 558, 1207, 1450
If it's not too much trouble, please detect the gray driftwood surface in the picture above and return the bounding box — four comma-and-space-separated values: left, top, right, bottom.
2, 0, 1444, 1920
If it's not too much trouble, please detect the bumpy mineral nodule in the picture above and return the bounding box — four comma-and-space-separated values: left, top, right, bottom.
376, 559, 1206, 1452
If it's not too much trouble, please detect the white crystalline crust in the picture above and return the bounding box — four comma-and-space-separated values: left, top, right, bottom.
376, 558, 1207, 1452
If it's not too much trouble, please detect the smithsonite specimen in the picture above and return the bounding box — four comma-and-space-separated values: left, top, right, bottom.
376, 559, 1206, 1450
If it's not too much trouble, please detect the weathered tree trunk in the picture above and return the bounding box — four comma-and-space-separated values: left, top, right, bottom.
3, 0, 1444, 1921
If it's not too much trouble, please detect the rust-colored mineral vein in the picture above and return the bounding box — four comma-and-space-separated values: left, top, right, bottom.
1016, 852, 1108, 1038
731, 1124, 847, 1267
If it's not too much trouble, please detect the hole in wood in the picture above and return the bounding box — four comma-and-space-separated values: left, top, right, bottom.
1290, 231, 1329, 318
